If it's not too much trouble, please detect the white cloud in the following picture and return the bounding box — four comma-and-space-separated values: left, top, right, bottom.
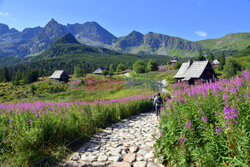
0, 11, 9, 17
194, 31, 207, 37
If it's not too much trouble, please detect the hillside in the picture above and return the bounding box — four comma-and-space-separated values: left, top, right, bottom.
22, 34, 171, 76
195, 33, 250, 55
110, 31, 201, 57
231, 45, 250, 69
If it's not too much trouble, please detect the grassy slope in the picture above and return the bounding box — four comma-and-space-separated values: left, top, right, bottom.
195, 32, 250, 55
230, 45, 250, 69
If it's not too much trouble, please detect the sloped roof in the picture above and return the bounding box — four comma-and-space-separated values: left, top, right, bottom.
93, 67, 107, 74
170, 60, 177, 63
49, 70, 70, 79
174, 62, 190, 78
212, 59, 220, 65
183, 60, 209, 79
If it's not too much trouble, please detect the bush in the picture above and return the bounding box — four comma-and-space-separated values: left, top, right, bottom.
146, 60, 159, 72
166, 76, 175, 84
223, 58, 242, 79
102, 70, 108, 76
133, 60, 146, 73
116, 64, 126, 72
173, 61, 181, 69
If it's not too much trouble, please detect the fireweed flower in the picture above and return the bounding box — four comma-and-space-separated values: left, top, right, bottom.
242, 71, 249, 81
216, 128, 222, 134
201, 115, 208, 122
180, 135, 186, 144
223, 93, 228, 101
215, 112, 220, 116
185, 121, 192, 129
223, 106, 238, 127
168, 102, 172, 109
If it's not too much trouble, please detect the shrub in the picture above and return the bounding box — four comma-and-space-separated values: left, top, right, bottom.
116, 64, 126, 72
166, 76, 175, 84
102, 70, 108, 76
146, 59, 159, 72
173, 61, 181, 69
133, 60, 146, 73
223, 58, 242, 79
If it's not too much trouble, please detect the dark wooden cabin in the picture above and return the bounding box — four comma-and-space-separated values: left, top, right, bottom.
49, 70, 71, 82
174, 60, 217, 85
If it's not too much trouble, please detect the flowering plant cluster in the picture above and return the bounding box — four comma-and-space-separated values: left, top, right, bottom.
86, 77, 125, 89
158, 66, 168, 72
154, 71, 249, 166
0, 95, 152, 166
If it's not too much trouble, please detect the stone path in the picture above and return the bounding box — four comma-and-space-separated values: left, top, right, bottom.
64, 111, 162, 167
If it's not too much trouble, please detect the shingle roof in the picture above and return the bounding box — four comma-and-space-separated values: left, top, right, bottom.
174, 60, 210, 80
183, 60, 209, 79
212, 59, 220, 65
93, 67, 107, 74
49, 70, 70, 79
174, 62, 190, 78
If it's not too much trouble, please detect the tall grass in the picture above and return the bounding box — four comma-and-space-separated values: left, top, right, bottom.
0, 96, 152, 166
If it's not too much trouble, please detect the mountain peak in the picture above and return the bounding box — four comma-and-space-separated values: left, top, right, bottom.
129, 30, 143, 36
53, 33, 80, 45
0, 23, 9, 34
46, 18, 60, 27
49, 18, 58, 23
84, 21, 99, 25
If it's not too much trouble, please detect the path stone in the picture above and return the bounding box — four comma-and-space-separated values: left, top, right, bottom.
130, 146, 139, 153
109, 162, 131, 167
133, 161, 147, 167
108, 155, 123, 162
64, 111, 162, 166
97, 155, 108, 162
124, 153, 136, 163
70, 153, 80, 161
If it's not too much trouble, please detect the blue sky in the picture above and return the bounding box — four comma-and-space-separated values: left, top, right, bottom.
0, 0, 249, 41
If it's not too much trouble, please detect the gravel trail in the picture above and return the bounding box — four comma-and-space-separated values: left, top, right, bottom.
64, 111, 162, 167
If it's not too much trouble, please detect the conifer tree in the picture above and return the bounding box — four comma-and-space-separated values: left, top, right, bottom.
218, 51, 226, 71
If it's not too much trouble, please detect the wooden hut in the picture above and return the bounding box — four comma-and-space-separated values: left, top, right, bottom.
170, 56, 181, 65
174, 60, 217, 85
49, 70, 70, 82
212, 59, 220, 67
122, 69, 131, 74
93, 67, 108, 75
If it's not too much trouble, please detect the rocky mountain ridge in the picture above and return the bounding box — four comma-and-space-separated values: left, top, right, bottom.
0, 19, 249, 58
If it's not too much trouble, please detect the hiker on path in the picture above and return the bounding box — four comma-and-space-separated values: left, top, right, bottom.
153, 92, 163, 117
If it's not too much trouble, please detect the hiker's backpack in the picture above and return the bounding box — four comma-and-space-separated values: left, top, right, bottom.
155, 96, 162, 105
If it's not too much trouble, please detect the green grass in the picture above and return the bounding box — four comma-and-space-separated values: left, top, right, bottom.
195, 33, 250, 55
0, 74, 157, 103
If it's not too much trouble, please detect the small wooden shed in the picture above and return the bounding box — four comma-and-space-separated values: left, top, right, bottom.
212, 59, 220, 66
93, 67, 108, 75
170, 56, 181, 65
49, 70, 70, 82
